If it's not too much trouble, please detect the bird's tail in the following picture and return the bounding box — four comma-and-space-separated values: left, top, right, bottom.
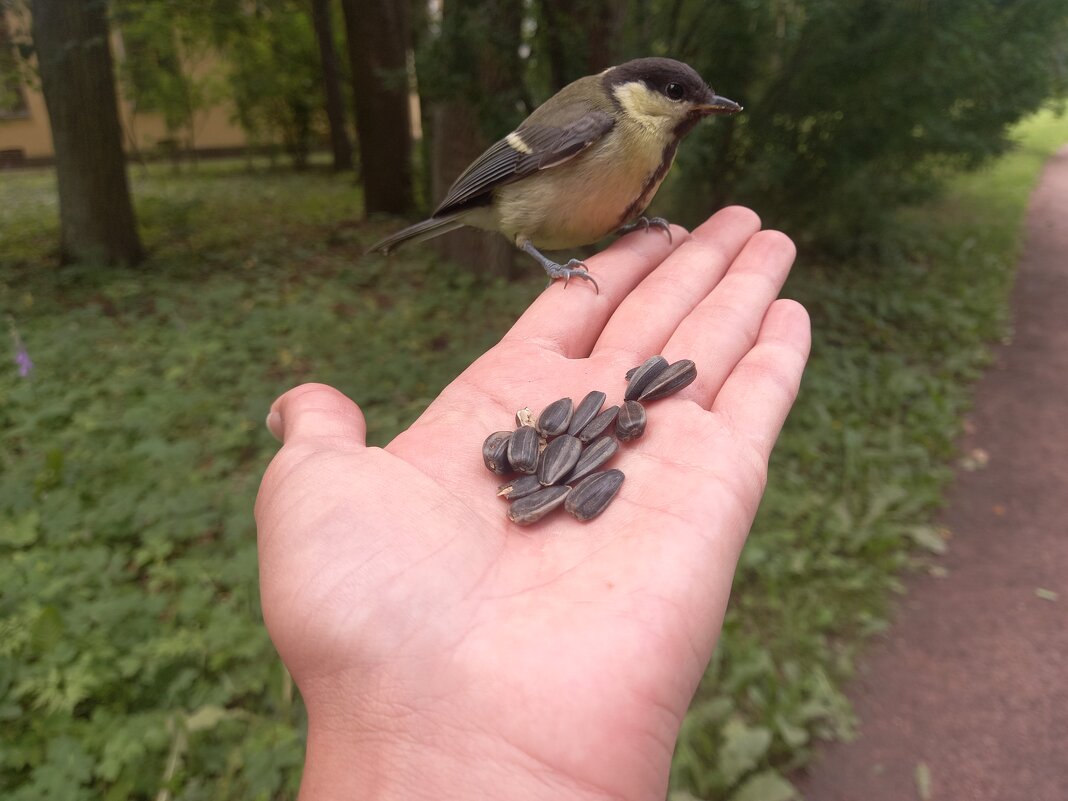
369, 214, 467, 254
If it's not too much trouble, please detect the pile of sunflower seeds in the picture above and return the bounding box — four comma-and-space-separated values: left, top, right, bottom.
481, 356, 697, 526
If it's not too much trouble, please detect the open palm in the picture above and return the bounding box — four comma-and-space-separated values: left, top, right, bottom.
255, 207, 810, 801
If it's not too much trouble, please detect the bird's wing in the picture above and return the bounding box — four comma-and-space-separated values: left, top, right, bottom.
432, 110, 616, 217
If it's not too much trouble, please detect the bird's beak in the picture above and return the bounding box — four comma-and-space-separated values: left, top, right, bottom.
698, 94, 743, 115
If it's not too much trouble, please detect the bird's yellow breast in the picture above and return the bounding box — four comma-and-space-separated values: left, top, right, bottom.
491, 116, 674, 251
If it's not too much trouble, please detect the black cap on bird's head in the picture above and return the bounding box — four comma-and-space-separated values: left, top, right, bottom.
604, 57, 742, 119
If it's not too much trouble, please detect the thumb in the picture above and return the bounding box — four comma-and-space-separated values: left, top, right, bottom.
266, 382, 367, 447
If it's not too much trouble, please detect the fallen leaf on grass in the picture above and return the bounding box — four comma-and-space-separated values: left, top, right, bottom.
958, 448, 989, 471
908, 525, 948, 554
915, 761, 932, 800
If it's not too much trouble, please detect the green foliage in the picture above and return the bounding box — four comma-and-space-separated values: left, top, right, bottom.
112, 0, 219, 152
153, 0, 330, 168
414, 0, 531, 140
0, 159, 540, 799
217, 3, 325, 167
647, 0, 1068, 249
0, 2, 31, 115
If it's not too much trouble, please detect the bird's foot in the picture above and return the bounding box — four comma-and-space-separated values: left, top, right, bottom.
520, 241, 599, 294
617, 216, 673, 243
545, 258, 599, 292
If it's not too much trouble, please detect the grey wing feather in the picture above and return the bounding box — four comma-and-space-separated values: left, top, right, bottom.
433, 139, 520, 215
433, 111, 615, 217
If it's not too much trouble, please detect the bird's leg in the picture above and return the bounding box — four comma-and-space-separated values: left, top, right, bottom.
520, 241, 599, 294
616, 216, 673, 244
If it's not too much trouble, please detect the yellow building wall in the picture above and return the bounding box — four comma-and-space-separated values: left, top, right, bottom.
116, 98, 250, 158
0, 81, 52, 159
0, 8, 251, 162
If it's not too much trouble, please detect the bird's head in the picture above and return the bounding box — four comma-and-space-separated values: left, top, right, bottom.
604, 57, 741, 137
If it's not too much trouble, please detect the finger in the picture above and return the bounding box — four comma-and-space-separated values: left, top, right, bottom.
268, 382, 367, 447
712, 299, 811, 464
591, 206, 762, 363
660, 229, 798, 408
501, 223, 687, 359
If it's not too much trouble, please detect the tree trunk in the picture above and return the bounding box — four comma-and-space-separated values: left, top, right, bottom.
32, 0, 143, 266
340, 0, 412, 214
429, 101, 515, 278
425, 0, 525, 278
539, 0, 624, 91
310, 0, 353, 172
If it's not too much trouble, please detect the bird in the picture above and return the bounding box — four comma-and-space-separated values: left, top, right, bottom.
370, 57, 741, 292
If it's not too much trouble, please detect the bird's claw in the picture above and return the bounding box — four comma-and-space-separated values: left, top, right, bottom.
520, 240, 599, 294
547, 259, 599, 294
618, 216, 673, 244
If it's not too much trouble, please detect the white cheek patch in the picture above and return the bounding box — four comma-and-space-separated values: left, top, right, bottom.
506, 131, 533, 154
612, 81, 680, 134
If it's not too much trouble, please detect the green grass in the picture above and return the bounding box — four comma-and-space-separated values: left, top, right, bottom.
0, 159, 543, 800
1, 110, 1064, 800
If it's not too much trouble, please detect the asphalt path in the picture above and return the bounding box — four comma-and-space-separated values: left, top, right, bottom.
793, 142, 1068, 801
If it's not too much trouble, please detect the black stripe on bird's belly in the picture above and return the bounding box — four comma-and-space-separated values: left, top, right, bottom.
616, 136, 682, 229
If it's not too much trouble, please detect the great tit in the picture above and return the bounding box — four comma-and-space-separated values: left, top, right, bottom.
371, 57, 741, 291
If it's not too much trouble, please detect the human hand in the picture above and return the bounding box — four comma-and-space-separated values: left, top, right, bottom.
255, 207, 810, 801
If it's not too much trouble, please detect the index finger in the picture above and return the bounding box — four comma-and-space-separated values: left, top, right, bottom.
501, 224, 687, 359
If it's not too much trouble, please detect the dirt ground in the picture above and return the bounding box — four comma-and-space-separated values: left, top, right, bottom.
792, 144, 1068, 801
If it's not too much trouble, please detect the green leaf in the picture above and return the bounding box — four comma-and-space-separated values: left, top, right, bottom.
30, 605, 65, 653
0, 511, 39, 548
776, 716, 809, 749
717, 719, 773, 786
185, 704, 232, 732
732, 771, 797, 801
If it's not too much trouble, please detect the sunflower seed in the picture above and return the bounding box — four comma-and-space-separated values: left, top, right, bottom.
638, 359, 697, 401
567, 390, 606, 436
497, 474, 544, 500
566, 435, 618, 483
482, 431, 512, 474
624, 355, 669, 401
577, 405, 619, 442
616, 400, 647, 441
508, 425, 540, 474
537, 397, 574, 436
625, 366, 638, 381
537, 434, 582, 486
508, 485, 571, 525
565, 469, 625, 521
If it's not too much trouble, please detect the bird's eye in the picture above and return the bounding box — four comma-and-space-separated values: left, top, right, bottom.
665, 82, 685, 101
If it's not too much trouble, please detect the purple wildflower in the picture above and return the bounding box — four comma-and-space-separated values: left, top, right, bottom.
15, 344, 33, 377
7, 317, 33, 378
